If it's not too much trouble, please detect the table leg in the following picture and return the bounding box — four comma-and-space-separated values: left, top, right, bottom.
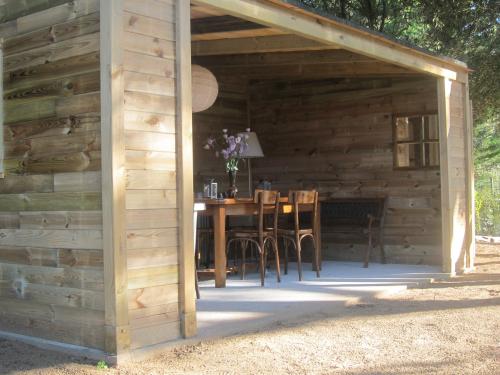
214, 206, 227, 288
313, 204, 322, 272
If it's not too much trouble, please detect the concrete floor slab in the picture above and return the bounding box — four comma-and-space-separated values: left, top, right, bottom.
196, 261, 445, 339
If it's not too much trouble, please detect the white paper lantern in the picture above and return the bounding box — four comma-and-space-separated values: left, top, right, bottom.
191, 64, 219, 113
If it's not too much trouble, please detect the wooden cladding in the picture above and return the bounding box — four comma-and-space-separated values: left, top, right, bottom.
247, 76, 442, 265
0, 0, 103, 350
122, 0, 181, 349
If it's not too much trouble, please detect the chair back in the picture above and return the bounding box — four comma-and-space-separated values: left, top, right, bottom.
288, 190, 318, 233
254, 189, 280, 240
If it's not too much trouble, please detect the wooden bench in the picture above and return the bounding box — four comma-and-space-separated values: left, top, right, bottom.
320, 197, 388, 267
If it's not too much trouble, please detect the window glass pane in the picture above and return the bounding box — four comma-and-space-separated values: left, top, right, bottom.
395, 143, 420, 168
395, 116, 422, 141
423, 115, 439, 141
423, 142, 440, 167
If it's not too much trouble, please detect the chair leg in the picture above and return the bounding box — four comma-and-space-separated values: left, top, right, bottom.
364, 232, 372, 268
241, 240, 248, 280
259, 249, 265, 287
263, 246, 268, 279
312, 236, 320, 278
379, 230, 386, 264
283, 238, 289, 275
273, 239, 281, 283
296, 235, 303, 281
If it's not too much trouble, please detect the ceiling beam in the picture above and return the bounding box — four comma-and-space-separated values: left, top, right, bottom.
194, 49, 375, 66
191, 0, 465, 82
192, 34, 338, 56
191, 15, 267, 35
194, 62, 419, 80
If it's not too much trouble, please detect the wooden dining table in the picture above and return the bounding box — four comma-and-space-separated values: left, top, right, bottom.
196, 197, 321, 287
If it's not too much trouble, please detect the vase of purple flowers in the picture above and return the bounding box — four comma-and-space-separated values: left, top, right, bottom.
204, 128, 249, 198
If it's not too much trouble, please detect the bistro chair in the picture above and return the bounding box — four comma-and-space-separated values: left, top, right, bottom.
226, 190, 281, 286
279, 190, 320, 281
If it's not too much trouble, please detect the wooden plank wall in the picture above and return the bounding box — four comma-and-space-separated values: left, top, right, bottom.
0, 0, 104, 349
249, 77, 443, 265
121, 0, 181, 350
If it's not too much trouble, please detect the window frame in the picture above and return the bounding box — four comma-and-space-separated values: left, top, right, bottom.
392, 112, 440, 171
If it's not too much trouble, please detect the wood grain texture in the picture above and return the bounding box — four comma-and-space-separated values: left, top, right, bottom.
0, 0, 104, 351
175, 0, 197, 339
122, 0, 181, 350
99, 0, 131, 356
193, 72, 442, 265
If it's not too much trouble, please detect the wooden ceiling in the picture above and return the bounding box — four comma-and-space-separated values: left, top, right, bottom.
190, 3, 419, 80
191, 4, 287, 42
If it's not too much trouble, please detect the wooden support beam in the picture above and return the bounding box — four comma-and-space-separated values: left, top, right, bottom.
193, 62, 417, 80
192, 0, 465, 81
176, 0, 197, 338
192, 34, 336, 56
463, 77, 475, 271
191, 15, 267, 35
100, 0, 131, 357
437, 77, 452, 274
193, 49, 372, 66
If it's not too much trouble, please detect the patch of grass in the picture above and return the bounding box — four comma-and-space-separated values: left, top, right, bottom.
96, 360, 108, 370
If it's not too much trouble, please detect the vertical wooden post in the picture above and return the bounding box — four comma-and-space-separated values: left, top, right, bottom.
463, 77, 475, 270
0, 39, 4, 178
437, 77, 454, 274
176, 0, 197, 338
100, 0, 130, 356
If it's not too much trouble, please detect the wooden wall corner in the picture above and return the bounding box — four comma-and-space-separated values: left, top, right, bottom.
100, 0, 131, 355
175, 0, 197, 338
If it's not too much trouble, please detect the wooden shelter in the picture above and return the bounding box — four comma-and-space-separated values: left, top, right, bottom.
0, 0, 474, 363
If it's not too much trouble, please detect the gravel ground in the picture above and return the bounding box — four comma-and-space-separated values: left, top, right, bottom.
1, 244, 499, 375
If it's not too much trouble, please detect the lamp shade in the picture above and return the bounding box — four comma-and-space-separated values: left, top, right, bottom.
191, 64, 219, 113
238, 131, 264, 158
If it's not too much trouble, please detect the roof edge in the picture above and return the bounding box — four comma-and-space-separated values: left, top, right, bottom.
267, 0, 469, 71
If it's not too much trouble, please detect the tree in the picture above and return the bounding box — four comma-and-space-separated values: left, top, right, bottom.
299, 1, 498, 116
300, 0, 500, 234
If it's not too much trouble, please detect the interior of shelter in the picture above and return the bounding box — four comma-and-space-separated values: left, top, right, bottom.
190, 3, 443, 267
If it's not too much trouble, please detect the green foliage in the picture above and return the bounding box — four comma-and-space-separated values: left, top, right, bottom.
96, 360, 108, 370
475, 180, 500, 235
474, 109, 500, 172
298, 1, 499, 140
299, 0, 500, 231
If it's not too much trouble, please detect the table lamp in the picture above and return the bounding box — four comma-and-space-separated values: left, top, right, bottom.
238, 131, 264, 197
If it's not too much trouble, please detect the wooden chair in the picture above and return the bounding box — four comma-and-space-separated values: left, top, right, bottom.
226, 190, 281, 286
279, 190, 320, 281
320, 197, 387, 267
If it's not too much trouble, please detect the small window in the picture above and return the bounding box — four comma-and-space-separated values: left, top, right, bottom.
393, 114, 439, 169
